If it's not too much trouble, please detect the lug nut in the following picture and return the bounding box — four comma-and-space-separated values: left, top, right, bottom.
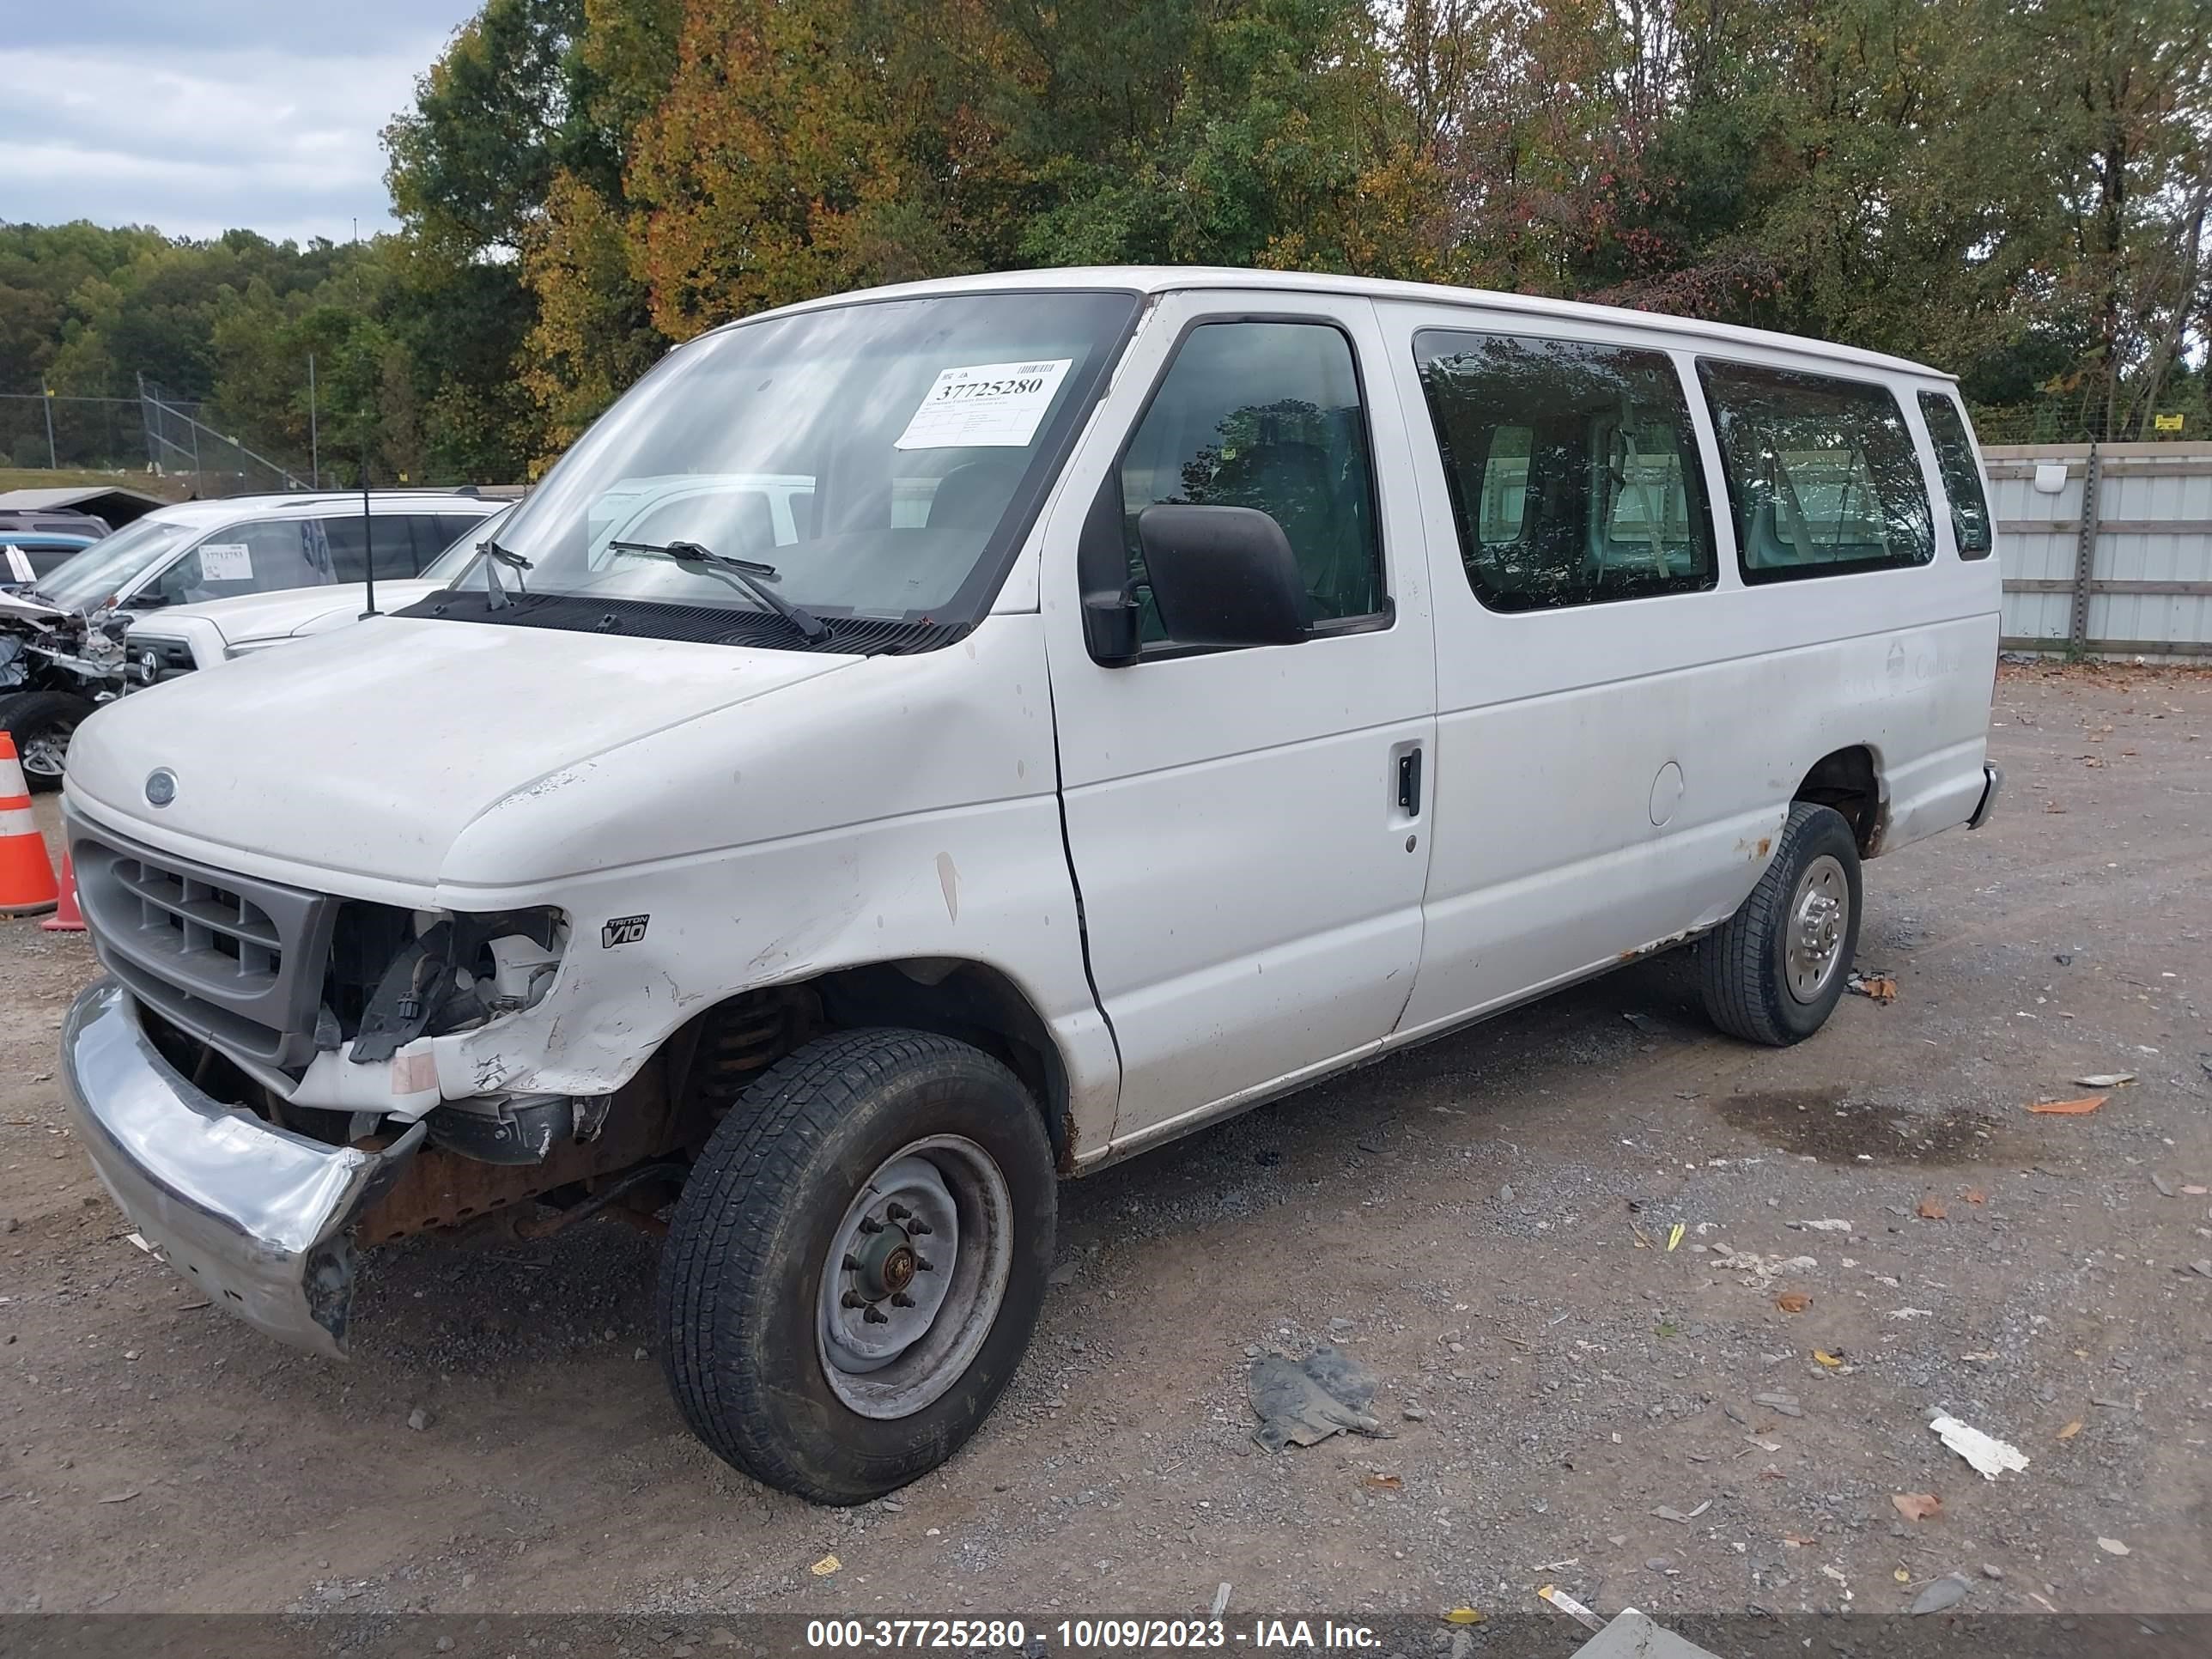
842, 1291, 868, 1310
913, 1255, 935, 1273
906, 1220, 933, 1236
857, 1217, 884, 1235
890, 1292, 915, 1308
842, 1254, 861, 1272
885, 1202, 910, 1221
862, 1305, 889, 1325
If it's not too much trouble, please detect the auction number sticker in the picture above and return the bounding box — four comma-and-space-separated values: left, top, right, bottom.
895, 359, 1072, 450
198, 542, 254, 582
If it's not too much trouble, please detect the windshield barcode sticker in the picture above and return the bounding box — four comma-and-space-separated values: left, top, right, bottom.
894, 358, 1073, 450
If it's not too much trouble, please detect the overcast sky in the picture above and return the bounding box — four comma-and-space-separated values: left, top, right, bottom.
0, 1, 483, 244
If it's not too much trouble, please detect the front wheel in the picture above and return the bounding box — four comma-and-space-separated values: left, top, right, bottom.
1698, 801, 1863, 1046
0, 690, 94, 792
657, 1028, 1056, 1504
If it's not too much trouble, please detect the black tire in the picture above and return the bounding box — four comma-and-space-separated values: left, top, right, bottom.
657, 1028, 1056, 1504
1698, 801, 1863, 1047
0, 690, 94, 793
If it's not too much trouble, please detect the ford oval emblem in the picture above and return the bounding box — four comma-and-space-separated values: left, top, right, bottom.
144, 769, 177, 807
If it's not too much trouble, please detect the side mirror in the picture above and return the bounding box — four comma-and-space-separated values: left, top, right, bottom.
1136, 503, 1308, 649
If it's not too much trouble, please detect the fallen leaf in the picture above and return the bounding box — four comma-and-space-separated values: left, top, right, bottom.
1782, 1533, 1815, 1547
1365, 1474, 1402, 1491
95, 1491, 138, 1504
2057, 1420, 2082, 1441
1849, 974, 1899, 1003
2097, 1538, 2130, 1557
2184, 1185, 2209, 1197
1666, 1223, 1685, 1252
1892, 1492, 1944, 1522
2071, 1073, 2136, 1089
1813, 1350, 1844, 1368
1776, 1291, 1811, 1314
1962, 1188, 1987, 1206
2028, 1094, 2106, 1115
1442, 1608, 1483, 1626
1917, 1195, 1948, 1221
810, 1554, 842, 1577
1894, 1567, 1912, 1583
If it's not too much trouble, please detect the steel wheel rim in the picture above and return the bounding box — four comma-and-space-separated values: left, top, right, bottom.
19, 724, 70, 778
1784, 853, 1850, 1004
817, 1133, 1012, 1419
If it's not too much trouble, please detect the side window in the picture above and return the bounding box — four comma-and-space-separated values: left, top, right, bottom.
1120, 320, 1384, 631
1414, 331, 1716, 611
145, 520, 324, 605
1698, 361, 1934, 581
1916, 392, 1994, 559
317, 516, 433, 582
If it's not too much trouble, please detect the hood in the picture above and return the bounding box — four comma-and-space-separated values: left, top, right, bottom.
144, 581, 444, 647
0, 590, 67, 623
65, 615, 859, 889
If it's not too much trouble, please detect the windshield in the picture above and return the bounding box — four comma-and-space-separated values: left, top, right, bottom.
34, 516, 198, 612
429, 290, 1136, 643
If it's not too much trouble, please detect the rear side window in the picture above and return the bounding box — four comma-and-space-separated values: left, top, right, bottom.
1414, 331, 1716, 611
1916, 392, 1994, 558
1698, 362, 1933, 581
1120, 319, 1384, 629
317, 515, 436, 581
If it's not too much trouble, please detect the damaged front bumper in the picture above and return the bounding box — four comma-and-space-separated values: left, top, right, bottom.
59, 979, 426, 1358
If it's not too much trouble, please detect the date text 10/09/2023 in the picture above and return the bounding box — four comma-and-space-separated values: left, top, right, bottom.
805, 1621, 1382, 1650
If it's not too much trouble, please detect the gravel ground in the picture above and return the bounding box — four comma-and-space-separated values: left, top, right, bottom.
1, 662, 2208, 1624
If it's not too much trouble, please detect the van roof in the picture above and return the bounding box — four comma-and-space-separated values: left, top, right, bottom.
732, 266, 1956, 383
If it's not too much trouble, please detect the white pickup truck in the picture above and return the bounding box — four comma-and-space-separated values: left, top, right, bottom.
59, 268, 2001, 1504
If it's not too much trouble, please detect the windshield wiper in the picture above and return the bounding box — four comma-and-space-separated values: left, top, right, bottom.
451, 538, 533, 610
605, 538, 831, 643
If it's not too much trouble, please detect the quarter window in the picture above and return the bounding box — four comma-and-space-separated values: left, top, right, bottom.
1698, 362, 1934, 580
1120, 320, 1384, 631
1916, 392, 1994, 558
1414, 331, 1716, 611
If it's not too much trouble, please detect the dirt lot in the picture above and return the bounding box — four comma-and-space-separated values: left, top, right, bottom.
3, 663, 2209, 1624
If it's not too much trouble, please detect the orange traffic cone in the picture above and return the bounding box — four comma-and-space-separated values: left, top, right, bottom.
42, 848, 84, 933
0, 732, 61, 919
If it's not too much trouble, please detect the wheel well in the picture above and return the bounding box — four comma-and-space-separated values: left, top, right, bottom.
1795, 746, 1885, 855
673, 962, 1073, 1169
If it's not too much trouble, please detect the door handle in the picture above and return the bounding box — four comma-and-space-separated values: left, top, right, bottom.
1397, 746, 1424, 816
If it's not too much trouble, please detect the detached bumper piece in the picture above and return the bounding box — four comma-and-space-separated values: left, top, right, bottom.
59, 980, 424, 1357
1968, 762, 2003, 830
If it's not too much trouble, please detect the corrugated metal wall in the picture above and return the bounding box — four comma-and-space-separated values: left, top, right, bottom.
1986, 443, 2212, 657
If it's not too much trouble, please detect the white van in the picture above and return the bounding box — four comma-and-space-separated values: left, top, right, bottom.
58, 269, 2001, 1504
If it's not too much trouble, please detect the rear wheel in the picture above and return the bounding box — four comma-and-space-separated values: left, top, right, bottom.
1698, 801, 1863, 1046
0, 690, 94, 792
657, 1028, 1055, 1504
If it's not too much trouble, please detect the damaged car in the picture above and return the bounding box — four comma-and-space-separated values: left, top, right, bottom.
59, 270, 2004, 1504
0, 491, 503, 786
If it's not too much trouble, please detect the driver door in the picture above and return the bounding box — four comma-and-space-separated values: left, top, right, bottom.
1041, 291, 1437, 1146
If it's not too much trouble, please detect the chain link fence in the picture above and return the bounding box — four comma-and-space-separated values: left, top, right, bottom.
0, 382, 313, 496
0, 392, 154, 472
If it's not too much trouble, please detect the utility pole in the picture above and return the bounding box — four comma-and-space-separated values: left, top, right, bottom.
307, 352, 319, 489
40, 377, 56, 470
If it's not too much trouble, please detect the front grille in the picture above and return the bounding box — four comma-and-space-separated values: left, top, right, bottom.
69, 811, 337, 1069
